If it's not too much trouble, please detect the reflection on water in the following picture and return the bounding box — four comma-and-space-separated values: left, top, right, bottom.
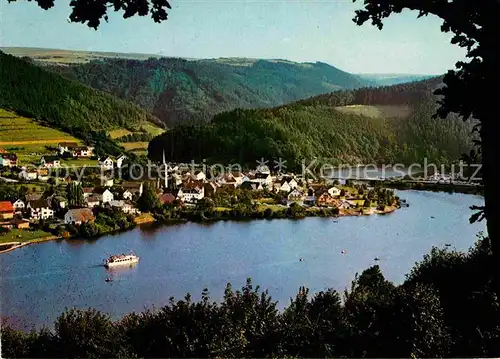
0, 190, 486, 330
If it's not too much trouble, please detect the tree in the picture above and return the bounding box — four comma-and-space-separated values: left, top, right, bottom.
137, 182, 159, 212
8, 0, 172, 30
66, 183, 84, 207
352, 0, 500, 285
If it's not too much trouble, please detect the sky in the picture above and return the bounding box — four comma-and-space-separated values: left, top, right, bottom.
0, 0, 466, 74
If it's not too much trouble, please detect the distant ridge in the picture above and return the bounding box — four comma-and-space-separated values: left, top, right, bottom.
148, 77, 473, 168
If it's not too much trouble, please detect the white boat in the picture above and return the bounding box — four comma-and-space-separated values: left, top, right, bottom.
104, 252, 139, 268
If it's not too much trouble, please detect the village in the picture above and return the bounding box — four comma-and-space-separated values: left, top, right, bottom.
0, 142, 400, 249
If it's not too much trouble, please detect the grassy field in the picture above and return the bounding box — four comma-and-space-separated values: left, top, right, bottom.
334, 105, 412, 119
1, 47, 164, 64
0, 109, 79, 143
140, 123, 165, 137
110, 124, 164, 140
120, 142, 149, 151
109, 129, 133, 139
0, 109, 82, 164
0, 229, 53, 244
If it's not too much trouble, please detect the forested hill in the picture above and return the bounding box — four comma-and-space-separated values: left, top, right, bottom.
47, 57, 371, 126
148, 77, 474, 169
0, 52, 162, 154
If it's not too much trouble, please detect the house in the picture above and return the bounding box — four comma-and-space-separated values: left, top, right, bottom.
18, 168, 38, 181
231, 172, 244, 185
287, 189, 304, 202
11, 218, 30, 229
109, 200, 125, 210
109, 200, 139, 215
274, 179, 291, 193
102, 189, 114, 203
256, 164, 270, 174
82, 187, 94, 199
217, 174, 238, 188
27, 199, 54, 220
40, 156, 61, 168
0, 201, 14, 219
37, 168, 49, 181
316, 192, 339, 207
116, 154, 127, 169
13, 199, 25, 212
101, 176, 114, 187
242, 172, 256, 183
158, 192, 176, 205
58, 142, 78, 155
72, 146, 94, 157
203, 182, 217, 197
328, 186, 342, 198
122, 181, 143, 197
122, 190, 133, 200
86, 196, 101, 208
192, 170, 206, 181
303, 196, 316, 206
171, 173, 183, 187
254, 172, 273, 187
99, 157, 114, 171
123, 200, 140, 215
177, 181, 204, 203
339, 200, 356, 209
46, 195, 66, 210
0, 153, 18, 167
240, 181, 263, 191
64, 208, 95, 225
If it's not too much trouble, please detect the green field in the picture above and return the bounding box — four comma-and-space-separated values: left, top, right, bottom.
0, 109, 80, 143
0, 229, 53, 244
0, 109, 83, 164
0, 47, 164, 65
334, 105, 412, 119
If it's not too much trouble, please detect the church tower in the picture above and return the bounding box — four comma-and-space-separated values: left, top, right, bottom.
163, 149, 168, 188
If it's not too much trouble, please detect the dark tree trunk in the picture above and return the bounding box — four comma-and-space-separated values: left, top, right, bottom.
481, 115, 500, 297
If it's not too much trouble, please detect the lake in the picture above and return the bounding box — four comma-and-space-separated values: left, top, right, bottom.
0, 190, 486, 330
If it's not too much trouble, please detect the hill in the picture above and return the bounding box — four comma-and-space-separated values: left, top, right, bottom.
148, 77, 474, 169
40, 56, 371, 126
356, 74, 436, 86
0, 51, 164, 157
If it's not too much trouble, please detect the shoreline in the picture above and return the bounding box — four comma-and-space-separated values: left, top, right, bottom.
0, 204, 398, 254
0, 235, 62, 254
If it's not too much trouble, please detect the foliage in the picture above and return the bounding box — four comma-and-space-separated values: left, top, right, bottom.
50, 57, 369, 126
6, 0, 172, 29
0, 52, 161, 155
3, 240, 498, 358
148, 78, 474, 169
351, 0, 500, 295
136, 182, 159, 212
0, 184, 28, 202
66, 183, 84, 208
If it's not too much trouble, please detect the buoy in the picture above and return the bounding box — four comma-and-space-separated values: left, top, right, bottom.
299, 258, 304, 262
341, 249, 346, 255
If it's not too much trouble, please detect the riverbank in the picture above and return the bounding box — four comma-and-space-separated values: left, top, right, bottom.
0, 202, 398, 254
0, 235, 61, 254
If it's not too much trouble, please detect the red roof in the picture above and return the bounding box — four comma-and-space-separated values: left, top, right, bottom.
158, 193, 176, 204
0, 201, 14, 213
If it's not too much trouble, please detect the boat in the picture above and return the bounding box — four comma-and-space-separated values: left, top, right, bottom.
105, 277, 113, 282
104, 252, 139, 268
374, 257, 380, 261
445, 243, 452, 247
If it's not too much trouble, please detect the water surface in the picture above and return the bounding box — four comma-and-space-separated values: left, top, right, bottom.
0, 190, 486, 329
